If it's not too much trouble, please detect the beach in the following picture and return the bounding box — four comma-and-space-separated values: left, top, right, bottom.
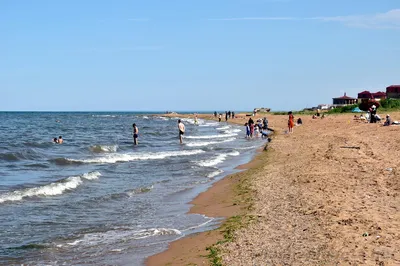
147, 112, 400, 265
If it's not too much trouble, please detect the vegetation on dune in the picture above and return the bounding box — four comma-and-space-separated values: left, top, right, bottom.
326, 104, 359, 114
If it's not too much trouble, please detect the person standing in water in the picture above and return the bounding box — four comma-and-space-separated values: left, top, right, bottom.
133, 123, 139, 145
58, 136, 63, 144
178, 119, 185, 144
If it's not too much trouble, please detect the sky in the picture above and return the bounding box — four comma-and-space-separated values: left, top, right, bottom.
1, 0, 400, 111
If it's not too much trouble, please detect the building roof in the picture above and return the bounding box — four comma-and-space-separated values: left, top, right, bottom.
387, 85, 400, 88
372, 91, 386, 97
333, 93, 356, 100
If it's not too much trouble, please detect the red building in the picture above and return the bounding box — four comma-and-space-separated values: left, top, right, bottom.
357, 90, 386, 102
386, 85, 400, 98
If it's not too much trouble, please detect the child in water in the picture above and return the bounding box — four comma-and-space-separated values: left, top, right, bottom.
245, 123, 250, 138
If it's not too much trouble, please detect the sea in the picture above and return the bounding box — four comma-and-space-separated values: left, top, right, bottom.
0, 112, 267, 266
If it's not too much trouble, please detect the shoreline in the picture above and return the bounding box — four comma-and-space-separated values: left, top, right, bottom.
146, 150, 266, 266
146, 113, 270, 266
147, 111, 400, 265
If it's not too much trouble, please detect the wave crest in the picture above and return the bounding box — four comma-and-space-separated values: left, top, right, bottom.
196, 151, 240, 167
60, 150, 205, 164
89, 145, 118, 153
186, 138, 235, 147
186, 133, 238, 139
0, 171, 101, 204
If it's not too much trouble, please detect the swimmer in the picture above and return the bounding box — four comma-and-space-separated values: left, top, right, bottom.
58, 136, 63, 144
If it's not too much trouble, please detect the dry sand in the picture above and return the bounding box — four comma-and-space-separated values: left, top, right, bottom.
147, 112, 400, 266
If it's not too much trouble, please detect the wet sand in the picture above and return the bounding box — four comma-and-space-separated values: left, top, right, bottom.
147, 112, 400, 265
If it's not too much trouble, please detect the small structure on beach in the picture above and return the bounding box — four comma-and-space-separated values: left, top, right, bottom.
386, 85, 400, 99
254, 108, 271, 113
332, 93, 357, 106
357, 91, 386, 102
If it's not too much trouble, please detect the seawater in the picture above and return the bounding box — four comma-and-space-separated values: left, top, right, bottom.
0, 112, 267, 265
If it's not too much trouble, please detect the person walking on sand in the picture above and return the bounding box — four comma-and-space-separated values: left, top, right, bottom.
218, 113, 222, 122
178, 119, 185, 144
133, 123, 139, 145
288, 111, 294, 133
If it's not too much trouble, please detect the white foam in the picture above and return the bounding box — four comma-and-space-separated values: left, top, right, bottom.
186, 138, 235, 147
186, 133, 238, 139
197, 151, 240, 167
199, 122, 219, 127
181, 118, 194, 124
236, 145, 260, 150
182, 218, 215, 232
90, 145, 118, 153
92, 115, 117, 118
65, 228, 181, 247
216, 126, 230, 130
143, 116, 149, 119
0, 172, 101, 204
224, 129, 241, 134
65, 150, 205, 164
207, 169, 224, 178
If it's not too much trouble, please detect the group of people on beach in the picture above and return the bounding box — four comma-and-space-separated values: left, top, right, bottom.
53, 136, 63, 144
214, 111, 235, 122
245, 117, 270, 139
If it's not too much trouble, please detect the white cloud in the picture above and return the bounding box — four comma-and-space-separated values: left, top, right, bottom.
317, 9, 400, 29
210, 9, 400, 29
209, 17, 297, 21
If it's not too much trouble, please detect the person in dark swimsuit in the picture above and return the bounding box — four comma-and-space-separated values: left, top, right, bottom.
133, 123, 139, 145
178, 119, 185, 144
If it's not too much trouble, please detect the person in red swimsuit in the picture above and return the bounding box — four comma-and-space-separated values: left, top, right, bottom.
288, 111, 294, 133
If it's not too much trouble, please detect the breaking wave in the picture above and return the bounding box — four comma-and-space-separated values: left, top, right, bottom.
89, 145, 118, 153
0, 172, 101, 204
186, 138, 235, 147
61, 228, 181, 247
185, 133, 238, 139
207, 169, 224, 178
196, 151, 240, 167
59, 150, 205, 164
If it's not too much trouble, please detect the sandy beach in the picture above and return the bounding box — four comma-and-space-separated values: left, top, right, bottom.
147, 112, 400, 265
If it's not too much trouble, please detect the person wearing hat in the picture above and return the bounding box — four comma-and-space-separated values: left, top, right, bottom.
384, 114, 392, 126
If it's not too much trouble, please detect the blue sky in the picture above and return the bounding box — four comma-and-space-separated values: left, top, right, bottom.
1, 0, 400, 111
